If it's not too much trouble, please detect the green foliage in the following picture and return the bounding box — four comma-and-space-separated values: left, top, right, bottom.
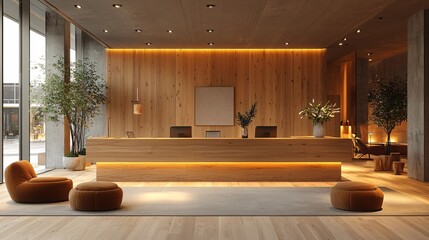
65, 152, 79, 158
33, 57, 106, 155
299, 99, 340, 125
237, 102, 257, 128
78, 148, 86, 156
368, 76, 407, 153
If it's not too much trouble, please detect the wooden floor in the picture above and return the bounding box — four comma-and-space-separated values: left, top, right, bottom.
0, 160, 429, 240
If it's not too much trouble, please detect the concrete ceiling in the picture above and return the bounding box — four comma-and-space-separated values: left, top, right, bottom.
42, 0, 429, 62
327, 0, 429, 63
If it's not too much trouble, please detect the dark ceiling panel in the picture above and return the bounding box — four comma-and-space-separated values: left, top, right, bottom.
42, 0, 429, 62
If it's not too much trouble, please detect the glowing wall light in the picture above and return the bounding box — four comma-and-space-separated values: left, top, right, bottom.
132, 88, 142, 115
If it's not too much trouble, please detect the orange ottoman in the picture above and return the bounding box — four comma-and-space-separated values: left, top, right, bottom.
330, 182, 384, 211
69, 181, 123, 211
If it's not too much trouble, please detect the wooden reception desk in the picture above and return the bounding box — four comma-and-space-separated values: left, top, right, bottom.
87, 137, 353, 182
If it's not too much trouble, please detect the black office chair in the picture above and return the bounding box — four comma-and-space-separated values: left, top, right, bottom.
255, 126, 277, 138
170, 126, 192, 138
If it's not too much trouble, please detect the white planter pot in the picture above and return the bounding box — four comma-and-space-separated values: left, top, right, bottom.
313, 123, 325, 138
63, 156, 86, 171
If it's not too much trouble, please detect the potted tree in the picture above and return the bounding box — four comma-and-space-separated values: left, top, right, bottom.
34, 57, 106, 170
368, 76, 407, 155
237, 102, 257, 138
299, 99, 340, 138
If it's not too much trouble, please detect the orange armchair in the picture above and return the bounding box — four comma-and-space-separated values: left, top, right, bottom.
5, 161, 73, 203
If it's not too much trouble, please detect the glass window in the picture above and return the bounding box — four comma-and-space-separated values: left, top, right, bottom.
30, 0, 47, 172
3, 0, 20, 174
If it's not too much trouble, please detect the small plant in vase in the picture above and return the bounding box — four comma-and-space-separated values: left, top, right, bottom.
237, 102, 257, 138
299, 99, 340, 138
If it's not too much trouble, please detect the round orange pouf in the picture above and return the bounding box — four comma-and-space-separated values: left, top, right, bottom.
69, 181, 123, 211
330, 182, 384, 211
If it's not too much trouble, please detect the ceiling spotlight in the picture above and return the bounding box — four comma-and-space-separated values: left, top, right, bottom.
357, 29, 361, 33
167, 30, 173, 33
343, 37, 347, 41
146, 42, 152, 46
285, 42, 289, 46
338, 42, 343, 46
112, 4, 122, 8
206, 29, 214, 33
206, 4, 216, 8
74, 5, 82, 9
369, 58, 373, 62
135, 29, 142, 33
103, 29, 109, 33
208, 42, 214, 46
368, 52, 373, 56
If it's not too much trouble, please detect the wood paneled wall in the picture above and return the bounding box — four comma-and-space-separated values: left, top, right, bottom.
106, 49, 326, 138
326, 53, 356, 138
369, 52, 407, 143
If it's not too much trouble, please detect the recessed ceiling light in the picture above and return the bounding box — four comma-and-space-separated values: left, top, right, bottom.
343, 37, 347, 41
135, 29, 142, 33
167, 30, 173, 33
103, 29, 109, 33
112, 4, 122, 8
74, 5, 82, 9
206, 4, 216, 8
369, 58, 373, 62
146, 42, 152, 46
208, 42, 214, 46
338, 42, 343, 46
285, 42, 289, 46
357, 29, 361, 33
206, 29, 214, 33
368, 52, 373, 56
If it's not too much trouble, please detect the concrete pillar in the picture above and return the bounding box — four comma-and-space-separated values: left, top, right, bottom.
45, 10, 66, 168
408, 9, 429, 181
82, 32, 107, 138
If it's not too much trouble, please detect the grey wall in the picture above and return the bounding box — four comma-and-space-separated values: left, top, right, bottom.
369, 53, 407, 80
82, 31, 107, 139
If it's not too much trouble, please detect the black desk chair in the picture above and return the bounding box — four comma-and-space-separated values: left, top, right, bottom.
170, 126, 192, 138
255, 126, 277, 138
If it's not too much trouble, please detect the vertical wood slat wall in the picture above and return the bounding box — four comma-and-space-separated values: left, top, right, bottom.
106, 49, 326, 138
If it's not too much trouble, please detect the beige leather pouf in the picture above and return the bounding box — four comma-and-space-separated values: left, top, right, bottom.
330, 182, 384, 211
69, 181, 123, 211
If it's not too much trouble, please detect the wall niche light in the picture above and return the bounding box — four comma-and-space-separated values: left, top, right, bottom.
132, 88, 142, 115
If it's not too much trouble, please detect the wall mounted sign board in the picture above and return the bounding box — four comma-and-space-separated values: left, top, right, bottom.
195, 87, 234, 126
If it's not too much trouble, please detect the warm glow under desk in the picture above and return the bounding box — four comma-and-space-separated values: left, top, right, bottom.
87, 137, 353, 181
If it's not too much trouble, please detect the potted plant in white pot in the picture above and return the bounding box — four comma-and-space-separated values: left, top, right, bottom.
33, 57, 106, 170
237, 102, 257, 138
299, 99, 340, 138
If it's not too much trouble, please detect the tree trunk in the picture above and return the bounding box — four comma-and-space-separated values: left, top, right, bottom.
386, 132, 391, 155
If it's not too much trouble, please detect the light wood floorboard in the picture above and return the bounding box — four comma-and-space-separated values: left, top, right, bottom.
0, 160, 428, 240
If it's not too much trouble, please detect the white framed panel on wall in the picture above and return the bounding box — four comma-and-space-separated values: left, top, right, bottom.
195, 87, 234, 126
